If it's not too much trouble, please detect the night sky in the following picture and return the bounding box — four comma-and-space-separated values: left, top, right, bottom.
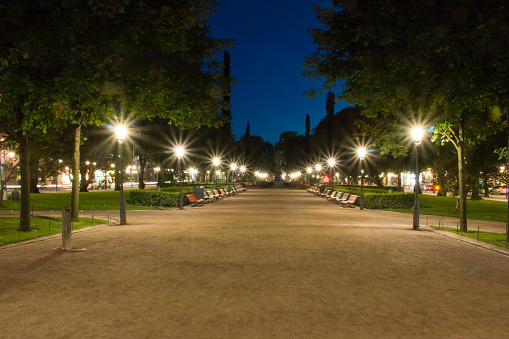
208, 0, 348, 145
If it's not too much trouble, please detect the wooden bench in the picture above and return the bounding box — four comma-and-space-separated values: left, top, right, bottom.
326, 191, 337, 200
186, 193, 204, 207
333, 192, 349, 204
340, 195, 358, 208
320, 189, 330, 198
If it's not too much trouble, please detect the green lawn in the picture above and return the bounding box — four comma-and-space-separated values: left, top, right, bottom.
0, 216, 107, 246
430, 226, 509, 248
0, 184, 240, 211
0, 190, 158, 211
385, 194, 509, 223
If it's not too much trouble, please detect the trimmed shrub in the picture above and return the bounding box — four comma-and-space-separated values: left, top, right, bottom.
363, 192, 414, 209
130, 190, 183, 207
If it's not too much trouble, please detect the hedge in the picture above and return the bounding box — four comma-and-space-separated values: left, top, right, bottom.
130, 190, 185, 207
363, 192, 414, 209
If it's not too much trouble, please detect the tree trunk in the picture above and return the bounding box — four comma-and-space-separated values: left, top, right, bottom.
70, 124, 81, 222
458, 120, 468, 232
79, 164, 89, 192
483, 174, 490, 198
18, 132, 31, 232
29, 157, 40, 193
138, 154, 146, 190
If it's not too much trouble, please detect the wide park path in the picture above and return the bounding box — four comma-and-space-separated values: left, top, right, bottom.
1, 189, 509, 338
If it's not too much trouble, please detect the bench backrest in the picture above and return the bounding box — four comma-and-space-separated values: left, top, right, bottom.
187, 193, 199, 202
348, 195, 358, 202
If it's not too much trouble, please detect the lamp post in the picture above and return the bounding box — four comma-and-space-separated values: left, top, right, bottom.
307, 167, 312, 186
411, 127, 424, 230
315, 164, 322, 184
357, 148, 366, 210
213, 157, 220, 190
240, 166, 246, 182
230, 163, 237, 187
154, 167, 160, 183
328, 158, 336, 192
176, 146, 185, 210
116, 125, 127, 225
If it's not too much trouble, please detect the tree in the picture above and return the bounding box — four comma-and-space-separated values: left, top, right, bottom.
2, 1, 233, 224
305, 0, 507, 232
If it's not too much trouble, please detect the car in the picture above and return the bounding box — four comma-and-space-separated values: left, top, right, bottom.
492, 186, 507, 195
421, 183, 434, 191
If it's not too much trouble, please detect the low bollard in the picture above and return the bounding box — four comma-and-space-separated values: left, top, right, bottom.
61, 209, 72, 250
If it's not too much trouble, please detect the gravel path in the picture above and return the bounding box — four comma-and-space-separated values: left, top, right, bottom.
1, 189, 508, 338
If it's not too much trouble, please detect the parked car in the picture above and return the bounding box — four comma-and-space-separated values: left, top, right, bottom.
421, 183, 434, 191
492, 186, 507, 195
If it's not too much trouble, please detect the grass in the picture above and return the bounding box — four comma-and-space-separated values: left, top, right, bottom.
0, 190, 158, 211
0, 216, 108, 246
385, 194, 509, 223
430, 226, 509, 248
0, 184, 241, 211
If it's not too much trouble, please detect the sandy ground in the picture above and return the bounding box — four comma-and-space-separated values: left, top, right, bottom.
1, 189, 509, 338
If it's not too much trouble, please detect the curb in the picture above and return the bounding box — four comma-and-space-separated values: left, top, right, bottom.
422, 226, 509, 257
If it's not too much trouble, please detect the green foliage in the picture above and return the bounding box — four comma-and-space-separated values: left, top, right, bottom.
130, 190, 181, 207
363, 193, 414, 209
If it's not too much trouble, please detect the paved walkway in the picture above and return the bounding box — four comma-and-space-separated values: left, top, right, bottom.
1, 189, 509, 338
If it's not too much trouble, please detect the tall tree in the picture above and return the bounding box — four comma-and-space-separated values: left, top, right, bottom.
220, 50, 235, 148
305, 0, 506, 231
325, 90, 335, 151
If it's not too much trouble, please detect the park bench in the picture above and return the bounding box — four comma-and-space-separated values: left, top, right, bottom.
330, 191, 342, 202
320, 189, 330, 198
220, 188, 230, 197
206, 190, 219, 200
340, 194, 358, 208
204, 191, 216, 202
213, 189, 224, 199
186, 193, 204, 207
326, 191, 338, 201
333, 192, 349, 204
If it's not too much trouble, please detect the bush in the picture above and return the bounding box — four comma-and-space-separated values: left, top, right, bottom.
363, 192, 414, 209
130, 190, 183, 207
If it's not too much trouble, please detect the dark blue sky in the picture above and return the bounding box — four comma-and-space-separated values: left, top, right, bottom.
208, 0, 348, 145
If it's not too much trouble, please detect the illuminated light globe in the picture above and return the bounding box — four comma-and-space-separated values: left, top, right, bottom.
115, 125, 127, 142
175, 146, 185, 158
411, 127, 424, 145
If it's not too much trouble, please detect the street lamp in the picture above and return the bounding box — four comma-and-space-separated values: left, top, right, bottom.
230, 163, 237, 187
307, 167, 312, 185
315, 164, 322, 183
240, 166, 246, 182
411, 127, 424, 230
154, 167, 160, 183
357, 148, 366, 210
116, 125, 127, 225
328, 158, 336, 192
213, 157, 220, 190
176, 146, 185, 210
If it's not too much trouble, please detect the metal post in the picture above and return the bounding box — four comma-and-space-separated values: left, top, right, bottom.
178, 157, 183, 210
331, 166, 334, 193
359, 164, 364, 210
215, 166, 218, 191
119, 141, 127, 225
413, 142, 420, 230
61, 209, 72, 250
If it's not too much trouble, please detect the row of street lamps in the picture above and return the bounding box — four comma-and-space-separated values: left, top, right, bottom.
115, 124, 425, 230
303, 126, 424, 229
